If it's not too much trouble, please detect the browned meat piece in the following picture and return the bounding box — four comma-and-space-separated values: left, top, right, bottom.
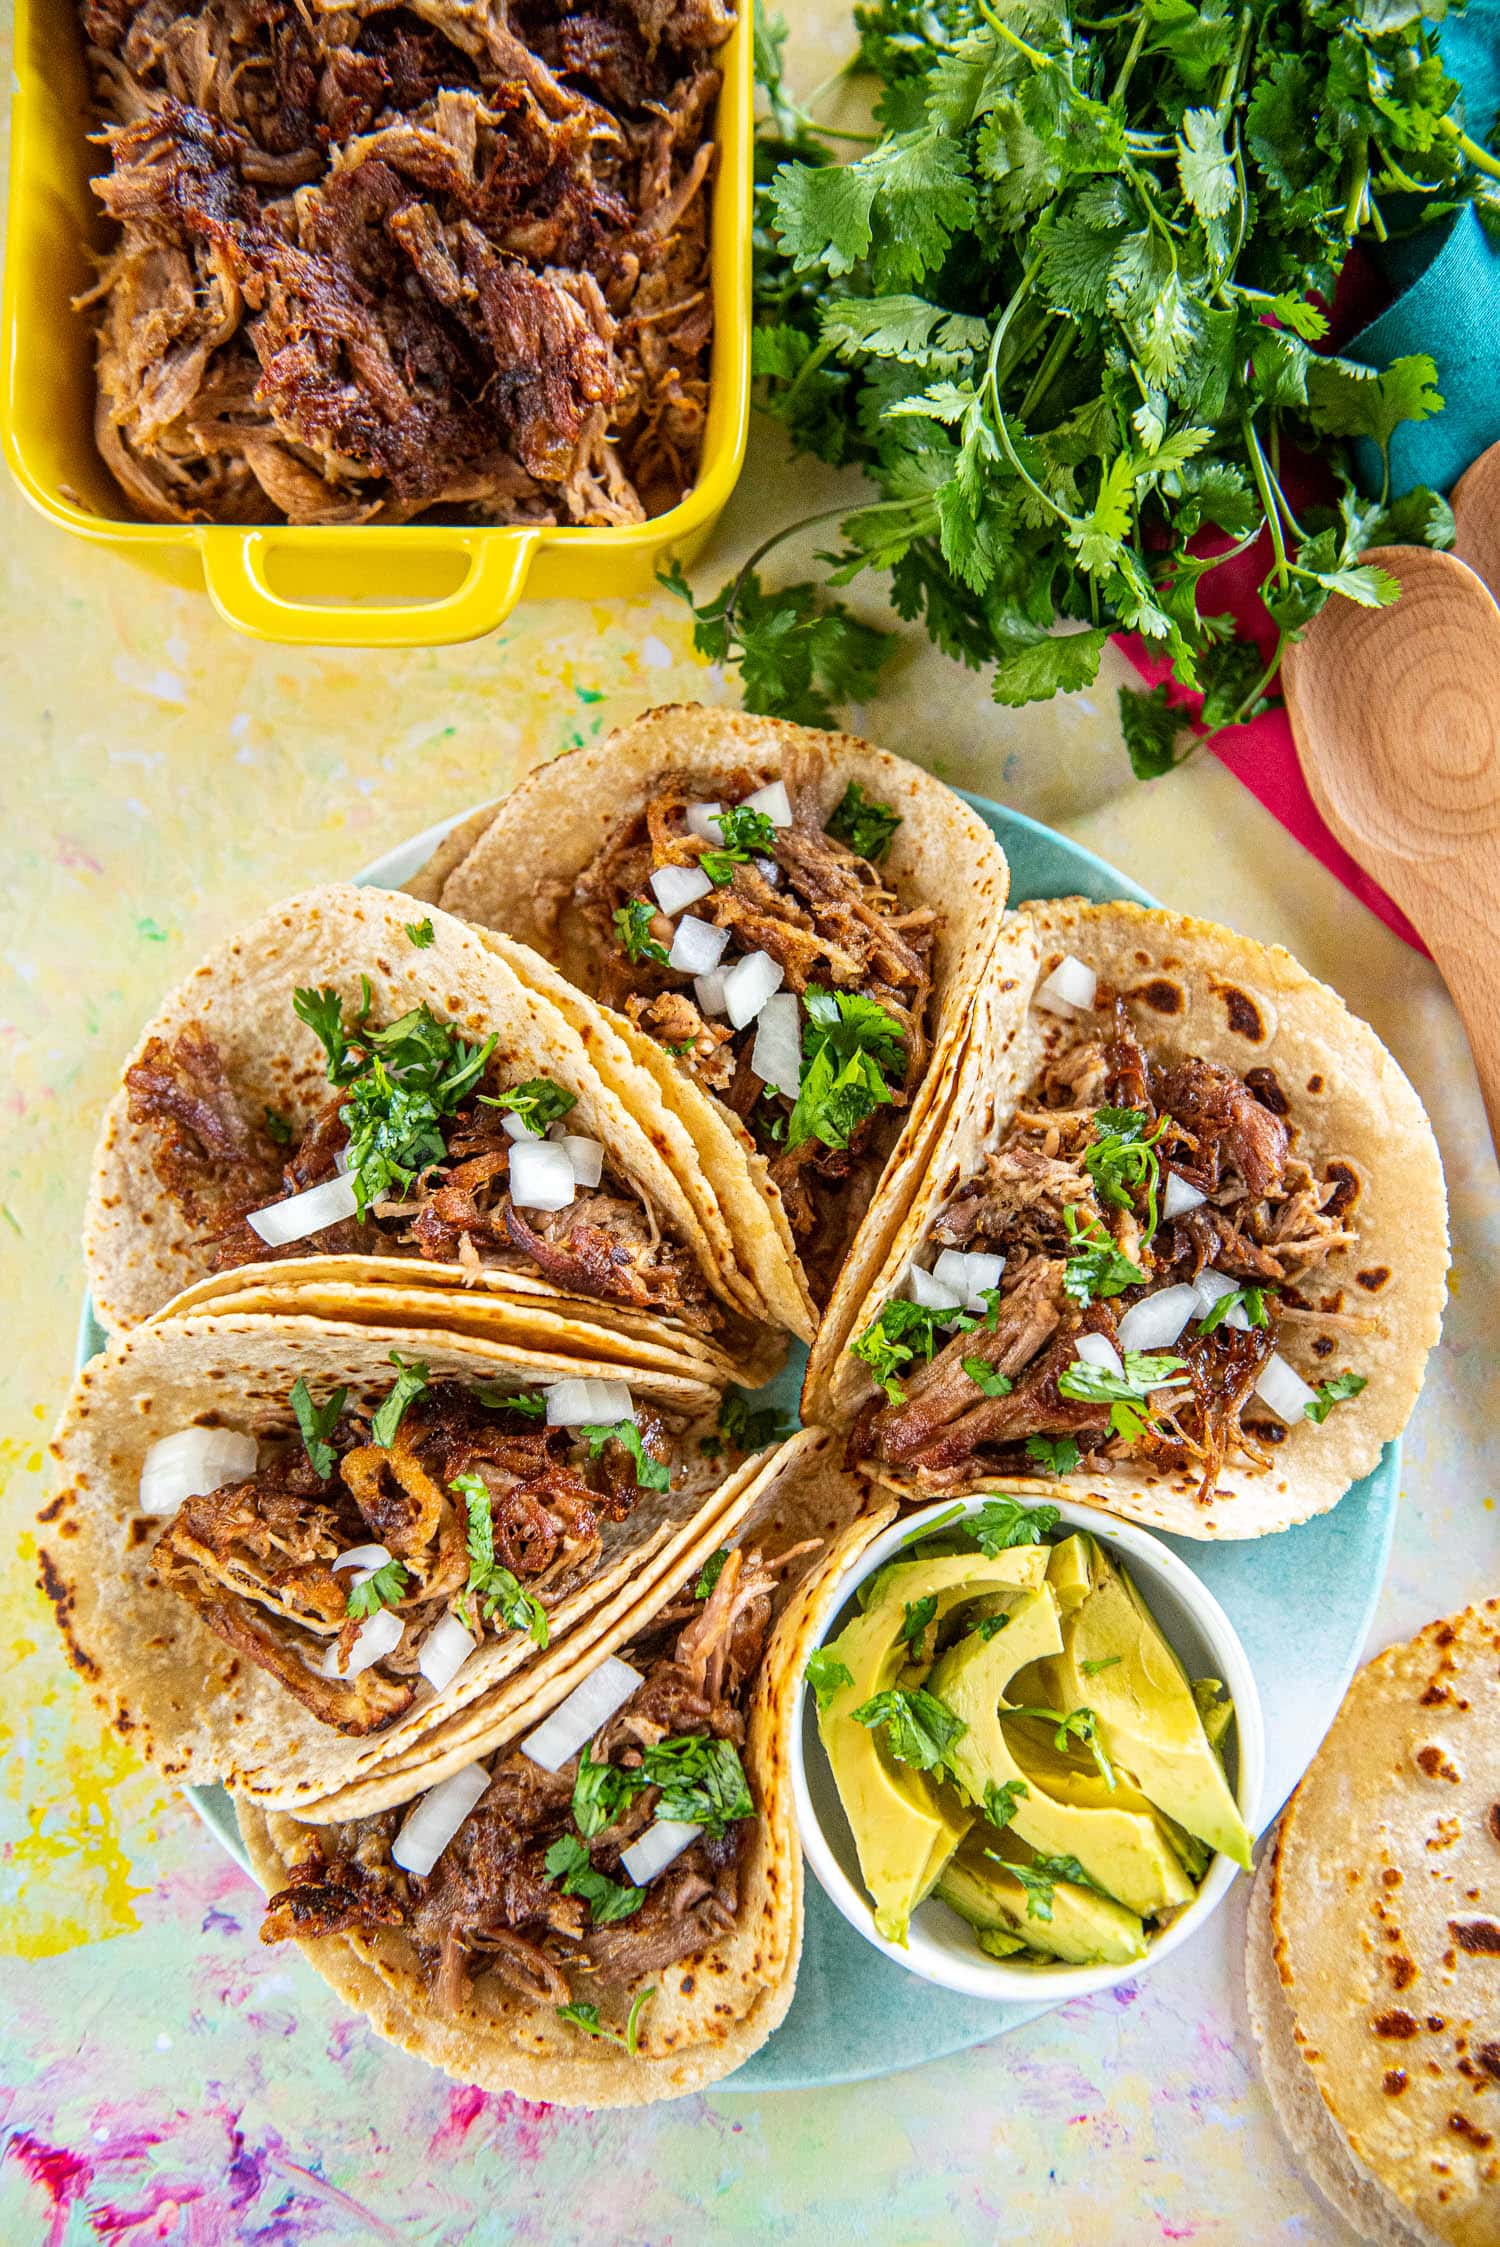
883, 1327, 1114, 1477
630, 989, 736, 1090
929, 1143, 1093, 1249
261, 1842, 407, 1944
504, 1198, 703, 1326
864, 1260, 1069, 1468
1158, 1055, 1289, 1200
124, 1027, 278, 1224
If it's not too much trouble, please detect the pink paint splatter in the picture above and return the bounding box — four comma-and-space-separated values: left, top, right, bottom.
4, 2132, 93, 2247
55, 838, 104, 875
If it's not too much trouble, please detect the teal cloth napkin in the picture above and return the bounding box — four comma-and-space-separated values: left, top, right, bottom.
1344, 0, 1500, 497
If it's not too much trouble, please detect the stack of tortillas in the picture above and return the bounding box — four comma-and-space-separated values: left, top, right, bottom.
1247, 1602, 1500, 2245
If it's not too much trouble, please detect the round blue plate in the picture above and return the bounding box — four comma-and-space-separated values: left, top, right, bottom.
82, 793, 1398, 2093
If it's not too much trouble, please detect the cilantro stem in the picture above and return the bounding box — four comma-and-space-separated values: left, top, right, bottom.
1215, 9, 1254, 116
1240, 415, 1289, 586
1341, 143, 1370, 236
1109, 14, 1148, 101
1018, 322, 1076, 421
1437, 116, 1500, 180
976, 0, 1053, 73
982, 260, 1081, 530
780, 334, 835, 408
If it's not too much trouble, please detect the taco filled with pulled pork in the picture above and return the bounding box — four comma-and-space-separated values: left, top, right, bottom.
240, 1427, 887, 2105
810, 899, 1447, 1539
420, 706, 1010, 1336
84, 884, 782, 1378
41, 1312, 781, 1806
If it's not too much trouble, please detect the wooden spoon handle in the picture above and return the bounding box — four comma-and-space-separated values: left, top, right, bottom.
1418, 868, 1500, 1150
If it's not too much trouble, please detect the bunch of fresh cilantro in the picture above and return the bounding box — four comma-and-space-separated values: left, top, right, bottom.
671, 0, 1500, 772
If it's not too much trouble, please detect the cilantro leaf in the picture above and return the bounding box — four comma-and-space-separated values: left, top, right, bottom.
806, 1647, 855, 1711
572, 1747, 647, 1840
709, 1389, 795, 1457
484, 1077, 577, 1138
263, 1106, 294, 1147
580, 1420, 671, 1493
1081, 1653, 1122, 1678
694, 1548, 729, 1599
640, 1735, 756, 1836
345, 1557, 409, 1620
827, 781, 902, 863
1008, 1702, 1117, 1789
785, 987, 906, 1153
998, 1850, 1095, 1923
900, 1592, 938, 1649
852, 1294, 976, 1400
1197, 1285, 1271, 1334
962, 1357, 1013, 1398
853, 1686, 966, 1774
289, 1376, 345, 1479
716, 804, 779, 856
1057, 1349, 1192, 1440
1025, 1435, 1081, 1476
1061, 1207, 1146, 1308
612, 900, 670, 967
968, 1496, 1059, 1554
1305, 1371, 1368, 1424
370, 1351, 429, 1448
1084, 1107, 1168, 1230
543, 1833, 643, 1926
983, 1777, 1028, 1830
451, 1472, 549, 1645
555, 1986, 655, 2053
472, 1384, 546, 1417
404, 919, 435, 948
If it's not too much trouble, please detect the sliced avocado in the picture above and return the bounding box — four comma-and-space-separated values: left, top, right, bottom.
1045, 1533, 1096, 1614
929, 1591, 1196, 1920
1051, 1544, 1252, 1869
862, 1545, 1048, 1626
816, 1599, 972, 1946
938, 1840, 1148, 1967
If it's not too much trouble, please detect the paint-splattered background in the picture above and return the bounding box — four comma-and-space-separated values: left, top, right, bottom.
3, 10, 1498, 2240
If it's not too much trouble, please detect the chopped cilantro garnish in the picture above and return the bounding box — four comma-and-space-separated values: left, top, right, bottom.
827, 782, 900, 864
716, 804, 779, 856
1198, 1284, 1272, 1334
968, 1496, 1059, 1554
899, 1593, 938, 1650
572, 1747, 646, 1839
996, 1851, 1096, 1924
1007, 1703, 1116, 1791
1081, 1654, 1123, 1679
962, 1357, 1013, 1398
263, 1106, 294, 1147
543, 1833, 643, 1925
1025, 1435, 1081, 1476
370, 1350, 429, 1448
806, 1647, 855, 1710
695, 1547, 729, 1600
785, 986, 905, 1154
581, 1420, 671, 1493
404, 918, 435, 948
852, 1296, 975, 1401
289, 1376, 346, 1479
472, 1384, 546, 1417
1084, 1108, 1168, 1234
291, 987, 497, 1219
1306, 1371, 1368, 1423
555, 1986, 655, 2054
1061, 1206, 1147, 1308
612, 899, 669, 966
976, 1611, 1012, 1642
451, 1472, 549, 1645
853, 1686, 966, 1775
345, 1556, 409, 1619
482, 1076, 577, 1138
713, 1390, 796, 1455
983, 1778, 1028, 1831
640, 1735, 755, 1837
665, 1040, 698, 1056
1057, 1349, 1192, 1441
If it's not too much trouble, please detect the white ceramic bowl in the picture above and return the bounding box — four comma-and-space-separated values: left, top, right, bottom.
790, 1494, 1265, 2005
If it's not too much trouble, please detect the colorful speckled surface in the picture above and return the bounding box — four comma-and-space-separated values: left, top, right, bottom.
4, 10, 1500, 2239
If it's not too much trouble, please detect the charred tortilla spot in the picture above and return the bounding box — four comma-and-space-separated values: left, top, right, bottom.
37, 1551, 102, 1680
1373, 2009, 1420, 2038
1306, 1074, 1324, 1093
1357, 1266, 1391, 1291
1324, 1162, 1361, 1218
1135, 978, 1184, 1015
1211, 982, 1266, 1041
1450, 1918, 1500, 1955
1384, 2069, 1408, 2094
1243, 1066, 1287, 1113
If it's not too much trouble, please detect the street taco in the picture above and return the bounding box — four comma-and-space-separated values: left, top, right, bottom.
240, 1428, 892, 2106
421, 705, 1010, 1333
84, 883, 779, 1375
41, 1313, 775, 1804
810, 899, 1447, 1540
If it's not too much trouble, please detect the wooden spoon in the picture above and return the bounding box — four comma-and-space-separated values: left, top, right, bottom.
1452, 439, 1500, 596
1282, 545, 1500, 1152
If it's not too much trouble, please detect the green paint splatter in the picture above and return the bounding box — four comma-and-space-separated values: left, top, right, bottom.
137, 917, 168, 942
576, 686, 604, 704
0, 1205, 22, 1236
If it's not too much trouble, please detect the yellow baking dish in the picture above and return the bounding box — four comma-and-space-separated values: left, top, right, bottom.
0, 0, 752, 647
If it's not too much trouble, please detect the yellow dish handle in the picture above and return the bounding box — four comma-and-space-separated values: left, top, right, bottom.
200, 527, 542, 647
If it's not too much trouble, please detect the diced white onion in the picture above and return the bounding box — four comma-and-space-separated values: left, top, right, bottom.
684, 800, 724, 844
560, 1134, 604, 1189
907, 1264, 964, 1320
520, 1656, 645, 1773
1162, 1171, 1206, 1219
1117, 1284, 1200, 1354
502, 1111, 533, 1142
1192, 1267, 1250, 1331
546, 1377, 634, 1427
333, 1147, 350, 1174
332, 1543, 391, 1580
138, 1426, 259, 1517
694, 969, 728, 1018
932, 1248, 1006, 1312
669, 915, 731, 976
620, 1818, 704, 1887
321, 1606, 404, 1679
418, 1612, 478, 1695
751, 992, 801, 1092
1255, 1351, 1319, 1423
1034, 954, 1099, 1017
508, 1139, 576, 1211
391, 1763, 490, 1878
649, 863, 713, 917
742, 779, 794, 829
723, 948, 784, 1030
753, 856, 781, 886
246, 1172, 359, 1246
1073, 1331, 1124, 1377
